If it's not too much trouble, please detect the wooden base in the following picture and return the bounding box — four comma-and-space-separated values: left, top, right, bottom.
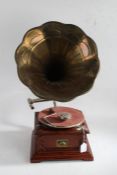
31, 135, 93, 163
30, 107, 94, 163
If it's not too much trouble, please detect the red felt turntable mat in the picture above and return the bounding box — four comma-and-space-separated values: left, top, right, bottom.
38, 107, 84, 128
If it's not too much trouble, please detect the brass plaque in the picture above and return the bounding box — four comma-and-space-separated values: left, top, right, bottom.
56, 139, 69, 147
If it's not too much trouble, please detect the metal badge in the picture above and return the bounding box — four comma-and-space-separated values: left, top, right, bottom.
56, 139, 69, 147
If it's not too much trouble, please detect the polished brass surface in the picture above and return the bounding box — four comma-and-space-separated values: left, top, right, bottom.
56, 139, 69, 147
15, 21, 99, 102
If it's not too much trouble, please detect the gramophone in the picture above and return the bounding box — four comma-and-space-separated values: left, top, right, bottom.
15, 21, 99, 162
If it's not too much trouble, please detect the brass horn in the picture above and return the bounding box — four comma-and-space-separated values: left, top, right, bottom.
15, 21, 99, 102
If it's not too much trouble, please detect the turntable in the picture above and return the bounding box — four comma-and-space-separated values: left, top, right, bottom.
15, 21, 99, 162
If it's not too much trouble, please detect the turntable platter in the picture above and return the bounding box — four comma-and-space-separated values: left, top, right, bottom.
38, 107, 84, 128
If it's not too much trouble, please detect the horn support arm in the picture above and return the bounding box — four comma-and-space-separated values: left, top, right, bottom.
27, 98, 57, 109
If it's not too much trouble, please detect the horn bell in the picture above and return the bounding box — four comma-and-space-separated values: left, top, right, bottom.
15, 21, 100, 102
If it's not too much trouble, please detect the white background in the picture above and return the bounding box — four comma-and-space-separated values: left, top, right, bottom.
0, 0, 117, 174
